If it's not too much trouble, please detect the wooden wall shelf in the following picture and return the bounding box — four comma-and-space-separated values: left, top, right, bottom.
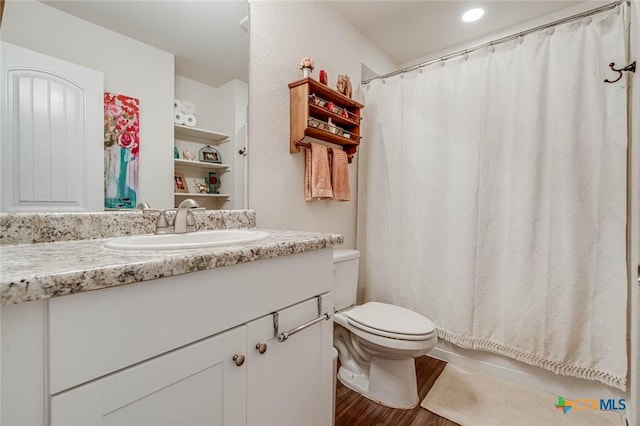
289, 78, 364, 163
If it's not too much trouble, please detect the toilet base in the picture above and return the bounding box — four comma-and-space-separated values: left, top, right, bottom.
337, 356, 419, 409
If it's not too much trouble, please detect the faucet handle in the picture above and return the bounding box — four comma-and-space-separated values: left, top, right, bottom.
186, 207, 205, 232
186, 211, 197, 233
141, 207, 162, 215
156, 209, 169, 226
139, 208, 172, 234
154, 210, 173, 235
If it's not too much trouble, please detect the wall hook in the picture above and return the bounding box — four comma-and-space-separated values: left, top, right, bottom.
604, 61, 636, 84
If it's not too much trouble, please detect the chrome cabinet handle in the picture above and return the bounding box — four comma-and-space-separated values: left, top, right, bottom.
255, 343, 268, 354
232, 354, 245, 367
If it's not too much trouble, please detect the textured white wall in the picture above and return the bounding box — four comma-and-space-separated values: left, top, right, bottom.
248, 1, 396, 248
0, 1, 174, 209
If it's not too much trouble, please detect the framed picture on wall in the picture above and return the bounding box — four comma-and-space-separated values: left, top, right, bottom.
174, 173, 188, 193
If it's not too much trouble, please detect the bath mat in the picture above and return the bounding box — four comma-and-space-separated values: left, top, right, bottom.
421, 364, 626, 426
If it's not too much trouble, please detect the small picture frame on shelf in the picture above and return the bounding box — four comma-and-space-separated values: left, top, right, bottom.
199, 145, 222, 164
174, 173, 188, 193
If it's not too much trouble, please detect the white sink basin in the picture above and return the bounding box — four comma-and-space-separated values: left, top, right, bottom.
104, 229, 270, 250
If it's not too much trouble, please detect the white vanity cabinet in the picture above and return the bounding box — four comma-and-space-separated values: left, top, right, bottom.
2, 248, 334, 426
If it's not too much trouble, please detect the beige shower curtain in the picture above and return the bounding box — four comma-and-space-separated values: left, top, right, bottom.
359, 6, 629, 390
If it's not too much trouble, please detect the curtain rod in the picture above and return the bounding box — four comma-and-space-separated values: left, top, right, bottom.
362, 0, 627, 84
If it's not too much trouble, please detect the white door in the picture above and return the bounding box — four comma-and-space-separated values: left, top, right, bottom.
50, 325, 247, 426
0, 41, 103, 211
247, 293, 334, 426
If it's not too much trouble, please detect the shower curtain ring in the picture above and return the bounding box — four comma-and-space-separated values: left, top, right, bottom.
604, 61, 636, 84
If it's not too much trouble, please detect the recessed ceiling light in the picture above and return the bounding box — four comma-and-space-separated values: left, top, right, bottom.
462, 7, 485, 23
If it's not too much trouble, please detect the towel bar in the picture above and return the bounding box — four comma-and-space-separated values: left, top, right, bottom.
277, 312, 331, 343
294, 140, 354, 163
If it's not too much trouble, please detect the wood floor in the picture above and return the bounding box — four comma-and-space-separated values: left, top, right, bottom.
335, 356, 460, 426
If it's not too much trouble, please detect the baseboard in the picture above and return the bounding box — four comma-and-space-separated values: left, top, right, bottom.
429, 341, 627, 403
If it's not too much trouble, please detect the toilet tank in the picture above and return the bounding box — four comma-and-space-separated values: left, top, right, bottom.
333, 249, 360, 311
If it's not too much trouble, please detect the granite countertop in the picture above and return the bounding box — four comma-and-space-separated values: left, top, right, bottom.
0, 229, 343, 306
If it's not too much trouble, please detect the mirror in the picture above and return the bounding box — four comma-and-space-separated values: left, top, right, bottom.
0, 0, 249, 211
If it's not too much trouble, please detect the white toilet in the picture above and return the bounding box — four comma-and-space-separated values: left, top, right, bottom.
332, 249, 437, 409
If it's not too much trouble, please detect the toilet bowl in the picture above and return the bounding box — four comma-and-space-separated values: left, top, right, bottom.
332, 250, 437, 409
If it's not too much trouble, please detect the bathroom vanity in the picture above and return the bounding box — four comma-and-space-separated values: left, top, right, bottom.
0, 211, 342, 426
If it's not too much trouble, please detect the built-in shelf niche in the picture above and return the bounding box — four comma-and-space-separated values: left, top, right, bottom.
174, 124, 231, 207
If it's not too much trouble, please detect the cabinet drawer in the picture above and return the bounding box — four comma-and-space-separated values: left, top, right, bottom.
49, 249, 332, 394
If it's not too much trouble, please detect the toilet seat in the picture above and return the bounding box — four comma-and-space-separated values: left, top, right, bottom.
344, 302, 436, 341
347, 319, 437, 341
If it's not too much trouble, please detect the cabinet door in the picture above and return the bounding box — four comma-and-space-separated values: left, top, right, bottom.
247, 293, 334, 426
51, 325, 247, 426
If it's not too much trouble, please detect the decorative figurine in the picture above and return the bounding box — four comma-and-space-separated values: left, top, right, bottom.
174, 146, 180, 159
182, 150, 196, 161
336, 74, 353, 98
195, 182, 209, 193
208, 172, 219, 194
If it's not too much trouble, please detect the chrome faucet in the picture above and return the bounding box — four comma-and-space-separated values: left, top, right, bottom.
174, 199, 199, 234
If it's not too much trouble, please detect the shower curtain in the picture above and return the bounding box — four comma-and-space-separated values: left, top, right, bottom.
359, 7, 628, 389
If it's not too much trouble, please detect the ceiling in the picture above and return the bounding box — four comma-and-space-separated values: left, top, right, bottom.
40, 1, 591, 87
330, 0, 586, 67
41, 0, 249, 88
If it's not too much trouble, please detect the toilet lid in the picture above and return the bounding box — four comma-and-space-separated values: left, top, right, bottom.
345, 302, 436, 339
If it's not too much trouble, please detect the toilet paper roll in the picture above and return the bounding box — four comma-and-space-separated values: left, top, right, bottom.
174, 99, 183, 110
184, 114, 197, 127
181, 101, 195, 114
174, 111, 186, 125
